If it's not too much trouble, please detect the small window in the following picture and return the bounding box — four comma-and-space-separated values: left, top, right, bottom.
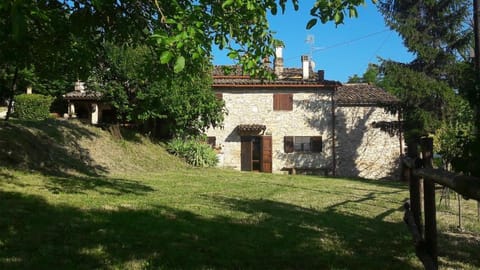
207, 136, 216, 148
273, 93, 293, 111
284, 136, 322, 153
215, 93, 223, 100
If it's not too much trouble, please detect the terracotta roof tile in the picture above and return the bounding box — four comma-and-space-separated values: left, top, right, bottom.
335, 83, 399, 106
64, 90, 103, 100
212, 65, 338, 87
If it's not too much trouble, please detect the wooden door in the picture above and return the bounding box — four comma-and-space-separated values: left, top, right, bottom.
260, 136, 272, 173
241, 136, 252, 171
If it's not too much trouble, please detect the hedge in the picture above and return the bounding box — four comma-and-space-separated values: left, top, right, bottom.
14, 94, 54, 120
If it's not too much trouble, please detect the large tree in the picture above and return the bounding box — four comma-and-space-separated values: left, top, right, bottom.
378, 0, 471, 77
1, 0, 374, 132
375, 0, 480, 175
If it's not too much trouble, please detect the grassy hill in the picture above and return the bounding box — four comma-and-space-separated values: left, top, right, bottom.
0, 119, 479, 269
0, 119, 185, 176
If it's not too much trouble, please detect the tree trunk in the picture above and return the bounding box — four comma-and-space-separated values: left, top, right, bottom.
5, 67, 18, 122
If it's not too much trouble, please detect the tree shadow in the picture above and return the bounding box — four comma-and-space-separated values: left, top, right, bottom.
293, 89, 403, 180
43, 174, 154, 195
438, 231, 480, 268
0, 190, 422, 270
0, 119, 107, 177
272, 97, 333, 173
334, 107, 373, 178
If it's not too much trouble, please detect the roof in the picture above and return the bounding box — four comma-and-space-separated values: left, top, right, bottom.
335, 83, 400, 106
212, 65, 339, 88
236, 124, 266, 135
63, 90, 103, 101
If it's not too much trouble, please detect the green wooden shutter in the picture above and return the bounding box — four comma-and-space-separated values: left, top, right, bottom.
284, 136, 294, 153
310, 136, 322, 152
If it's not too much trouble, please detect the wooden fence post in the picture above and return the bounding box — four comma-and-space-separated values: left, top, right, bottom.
407, 139, 422, 236
420, 137, 438, 270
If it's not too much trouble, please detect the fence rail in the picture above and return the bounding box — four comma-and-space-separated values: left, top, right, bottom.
402, 137, 480, 270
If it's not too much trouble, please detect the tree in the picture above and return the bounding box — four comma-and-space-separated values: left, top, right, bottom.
378, 0, 472, 77
347, 63, 379, 84
347, 74, 363, 83
433, 96, 474, 172
375, 0, 480, 176
1, 0, 375, 137
379, 61, 457, 140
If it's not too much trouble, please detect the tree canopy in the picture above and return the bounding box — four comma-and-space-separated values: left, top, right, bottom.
1, 0, 374, 135
370, 0, 478, 174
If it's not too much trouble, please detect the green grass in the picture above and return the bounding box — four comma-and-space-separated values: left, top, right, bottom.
0, 119, 479, 269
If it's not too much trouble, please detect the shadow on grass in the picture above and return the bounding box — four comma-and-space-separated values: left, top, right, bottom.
0, 190, 425, 270
0, 119, 107, 177
44, 175, 155, 195
439, 231, 480, 268
259, 177, 408, 203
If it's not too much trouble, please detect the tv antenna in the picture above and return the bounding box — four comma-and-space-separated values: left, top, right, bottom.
305, 34, 321, 70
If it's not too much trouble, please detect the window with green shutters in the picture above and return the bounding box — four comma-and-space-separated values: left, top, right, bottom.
284, 136, 322, 153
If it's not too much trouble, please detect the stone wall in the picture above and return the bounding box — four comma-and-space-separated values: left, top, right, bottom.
335, 106, 402, 179
206, 89, 334, 172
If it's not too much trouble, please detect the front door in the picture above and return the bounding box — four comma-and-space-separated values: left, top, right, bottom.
241, 136, 272, 173
260, 136, 272, 173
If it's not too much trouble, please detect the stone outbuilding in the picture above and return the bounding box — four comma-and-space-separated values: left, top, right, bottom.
335, 83, 402, 179
206, 49, 403, 180
63, 81, 113, 125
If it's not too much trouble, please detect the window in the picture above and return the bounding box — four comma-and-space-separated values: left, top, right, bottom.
284, 136, 322, 153
207, 136, 216, 148
273, 93, 293, 111
215, 93, 223, 100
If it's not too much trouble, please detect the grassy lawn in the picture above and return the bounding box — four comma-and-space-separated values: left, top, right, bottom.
0, 119, 478, 269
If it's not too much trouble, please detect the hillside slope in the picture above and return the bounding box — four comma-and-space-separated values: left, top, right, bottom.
0, 119, 185, 176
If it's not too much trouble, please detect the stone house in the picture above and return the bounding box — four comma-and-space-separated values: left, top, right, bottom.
206, 49, 402, 180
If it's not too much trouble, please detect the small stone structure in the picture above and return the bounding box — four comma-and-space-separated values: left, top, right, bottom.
63, 81, 111, 125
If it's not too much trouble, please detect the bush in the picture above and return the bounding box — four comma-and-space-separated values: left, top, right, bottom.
15, 94, 53, 120
166, 138, 218, 167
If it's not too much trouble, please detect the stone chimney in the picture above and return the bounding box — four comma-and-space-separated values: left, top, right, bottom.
274, 46, 284, 77
317, 70, 325, 82
263, 56, 271, 69
301, 55, 309, 80
74, 81, 85, 93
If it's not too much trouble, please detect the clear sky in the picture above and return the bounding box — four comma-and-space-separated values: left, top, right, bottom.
213, 2, 414, 83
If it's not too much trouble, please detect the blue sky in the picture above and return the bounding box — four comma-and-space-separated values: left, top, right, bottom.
213, 2, 414, 83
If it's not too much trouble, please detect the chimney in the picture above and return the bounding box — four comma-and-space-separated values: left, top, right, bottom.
263, 56, 271, 69
301, 55, 309, 80
74, 81, 85, 92
274, 46, 284, 77
317, 70, 324, 82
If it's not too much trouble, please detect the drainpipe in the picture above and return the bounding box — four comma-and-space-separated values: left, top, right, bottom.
331, 85, 337, 176
398, 108, 405, 181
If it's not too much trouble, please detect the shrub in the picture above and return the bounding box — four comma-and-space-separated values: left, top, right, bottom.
166, 138, 218, 167
15, 94, 53, 120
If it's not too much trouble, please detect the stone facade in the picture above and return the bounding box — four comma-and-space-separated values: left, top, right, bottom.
206, 89, 334, 173
335, 105, 402, 179
207, 80, 403, 180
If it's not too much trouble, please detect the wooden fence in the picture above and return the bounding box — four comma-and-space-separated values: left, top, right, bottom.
402, 137, 480, 270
